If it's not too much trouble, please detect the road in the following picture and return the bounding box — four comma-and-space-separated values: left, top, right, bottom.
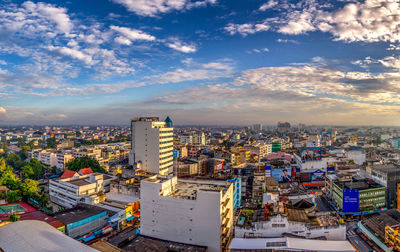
315, 196, 331, 212
346, 221, 376, 252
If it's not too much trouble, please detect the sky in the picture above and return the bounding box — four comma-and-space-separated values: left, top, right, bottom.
0, 0, 399, 126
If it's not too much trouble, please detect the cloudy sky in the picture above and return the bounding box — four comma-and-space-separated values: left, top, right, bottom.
0, 0, 399, 126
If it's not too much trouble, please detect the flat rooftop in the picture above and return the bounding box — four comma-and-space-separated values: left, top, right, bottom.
166, 180, 227, 199
52, 203, 112, 225
67, 178, 91, 186
363, 209, 400, 241
121, 235, 208, 252
335, 179, 383, 190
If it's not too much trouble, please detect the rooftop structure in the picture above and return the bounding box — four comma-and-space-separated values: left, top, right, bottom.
0, 220, 97, 252
121, 235, 208, 252
229, 237, 355, 252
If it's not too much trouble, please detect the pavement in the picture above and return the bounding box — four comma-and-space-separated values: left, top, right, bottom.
346, 221, 376, 252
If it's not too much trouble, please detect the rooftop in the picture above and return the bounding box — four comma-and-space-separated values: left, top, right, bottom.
52, 203, 113, 225
363, 209, 400, 241
166, 179, 229, 199
67, 178, 91, 186
229, 237, 355, 251
0, 220, 97, 252
335, 178, 384, 190
121, 235, 208, 252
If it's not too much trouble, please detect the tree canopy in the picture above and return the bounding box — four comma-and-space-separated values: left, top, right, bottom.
66, 156, 105, 173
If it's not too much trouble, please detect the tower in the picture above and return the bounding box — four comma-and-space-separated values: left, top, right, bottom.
130, 116, 174, 176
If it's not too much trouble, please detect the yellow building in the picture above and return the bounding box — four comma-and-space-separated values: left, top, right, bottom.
385, 225, 400, 251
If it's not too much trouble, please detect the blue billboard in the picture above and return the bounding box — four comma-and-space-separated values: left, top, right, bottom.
327, 166, 335, 172
342, 189, 359, 213
271, 168, 291, 183
311, 169, 325, 181
265, 165, 271, 177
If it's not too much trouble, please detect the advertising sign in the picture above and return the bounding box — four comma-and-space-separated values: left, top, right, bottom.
311, 169, 326, 181
265, 165, 271, 177
271, 168, 291, 183
327, 166, 335, 172
301, 147, 322, 162
214, 163, 223, 173
342, 189, 359, 213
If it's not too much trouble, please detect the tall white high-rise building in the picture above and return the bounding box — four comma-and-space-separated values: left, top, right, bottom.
130, 116, 174, 175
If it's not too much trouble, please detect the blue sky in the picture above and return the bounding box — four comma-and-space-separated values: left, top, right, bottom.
0, 0, 399, 125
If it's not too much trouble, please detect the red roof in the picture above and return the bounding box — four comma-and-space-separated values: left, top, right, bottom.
61, 170, 78, 178
79, 167, 93, 175
19, 211, 65, 229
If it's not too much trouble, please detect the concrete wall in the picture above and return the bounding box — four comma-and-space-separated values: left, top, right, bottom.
141, 177, 233, 252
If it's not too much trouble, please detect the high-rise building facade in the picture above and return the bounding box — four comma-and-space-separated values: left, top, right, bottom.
130, 117, 174, 175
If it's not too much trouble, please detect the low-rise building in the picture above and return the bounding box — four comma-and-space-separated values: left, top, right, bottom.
49, 173, 115, 208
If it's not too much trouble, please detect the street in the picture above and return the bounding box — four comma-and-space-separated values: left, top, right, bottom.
315, 196, 331, 212
346, 221, 375, 252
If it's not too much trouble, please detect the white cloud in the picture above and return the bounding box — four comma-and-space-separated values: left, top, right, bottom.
277, 38, 299, 43
259, 0, 278, 11
21, 1, 73, 34
47, 46, 93, 65
110, 25, 156, 43
111, 0, 216, 17
224, 22, 269, 36
166, 38, 197, 53
229, 0, 400, 44
0, 107, 6, 114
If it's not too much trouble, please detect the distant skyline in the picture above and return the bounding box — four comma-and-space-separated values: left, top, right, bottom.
0, 0, 399, 126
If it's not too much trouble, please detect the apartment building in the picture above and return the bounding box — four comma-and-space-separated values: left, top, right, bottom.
28, 150, 57, 167
130, 117, 174, 176
140, 176, 234, 252
49, 173, 115, 208
56, 152, 74, 171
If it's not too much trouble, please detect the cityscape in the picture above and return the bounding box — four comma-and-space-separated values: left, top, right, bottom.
0, 0, 400, 252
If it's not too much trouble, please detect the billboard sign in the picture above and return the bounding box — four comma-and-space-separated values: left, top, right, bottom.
214, 163, 223, 173
271, 168, 291, 183
265, 165, 271, 177
327, 166, 335, 172
342, 189, 359, 213
311, 169, 325, 181
301, 147, 322, 162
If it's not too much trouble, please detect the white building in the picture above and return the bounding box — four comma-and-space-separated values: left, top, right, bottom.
235, 212, 346, 241
56, 152, 74, 171
193, 132, 206, 145
345, 150, 366, 165
49, 173, 114, 208
180, 134, 193, 144
28, 150, 57, 167
306, 138, 320, 148
130, 117, 174, 176
140, 176, 234, 252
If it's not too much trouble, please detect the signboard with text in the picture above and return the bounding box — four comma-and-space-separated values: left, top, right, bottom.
343, 189, 359, 213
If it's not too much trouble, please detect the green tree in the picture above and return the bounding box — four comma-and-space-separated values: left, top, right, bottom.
0, 170, 21, 190
29, 158, 46, 179
21, 165, 35, 179
46, 137, 56, 148
6, 190, 20, 203
5, 153, 21, 169
0, 157, 6, 173
66, 156, 105, 173
20, 179, 39, 197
